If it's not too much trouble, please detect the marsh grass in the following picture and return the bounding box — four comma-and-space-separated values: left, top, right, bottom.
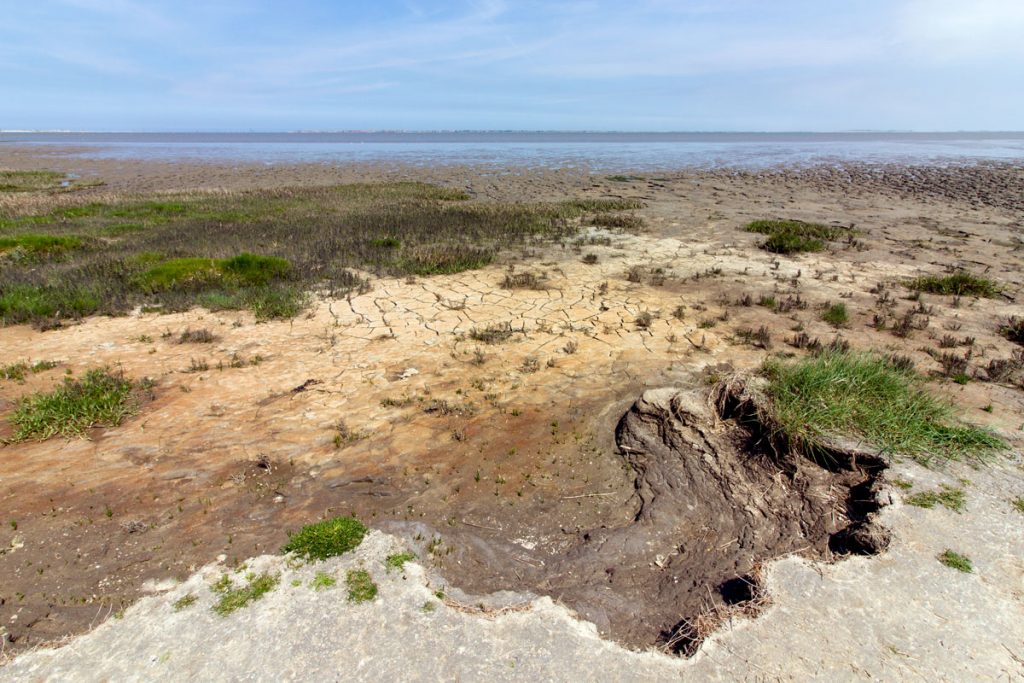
907, 271, 999, 297
0, 182, 614, 325
0, 170, 65, 193
281, 516, 367, 561
762, 351, 1004, 465
744, 219, 843, 254
8, 367, 150, 441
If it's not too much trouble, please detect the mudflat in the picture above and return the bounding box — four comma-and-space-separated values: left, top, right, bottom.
1, 150, 1023, 675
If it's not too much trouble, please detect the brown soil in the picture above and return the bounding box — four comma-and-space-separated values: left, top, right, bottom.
2, 151, 1023, 657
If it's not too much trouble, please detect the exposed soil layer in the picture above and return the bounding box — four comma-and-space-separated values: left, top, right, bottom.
516, 381, 888, 652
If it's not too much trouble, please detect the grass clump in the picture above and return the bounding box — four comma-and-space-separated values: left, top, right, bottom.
762, 350, 1005, 465
385, 551, 417, 572
821, 302, 849, 327
745, 219, 842, 255
8, 367, 147, 441
310, 571, 337, 591
905, 484, 967, 512
1011, 497, 1024, 514
172, 593, 198, 611
281, 516, 367, 561
345, 569, 378, 603
906, 271, 999, 297
937, 549, 973, 573
211, 572, 279, 616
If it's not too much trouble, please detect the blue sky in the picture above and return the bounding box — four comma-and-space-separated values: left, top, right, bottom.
2, 0, 1023, 131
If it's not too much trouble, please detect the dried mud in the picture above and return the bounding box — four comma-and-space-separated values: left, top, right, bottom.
2, 154, 1023, 658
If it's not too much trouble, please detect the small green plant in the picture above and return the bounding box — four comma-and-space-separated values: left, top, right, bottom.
905, 484, 966, 512
211, 572, 279, 615
172, 593, 198, 611
8, 367, 146, 441
385, 551, 417, 572
821, 302, 849, 327
906, 271, 999, 298
371, 237, 401, 248
1009, 497, 1024, 514
891, 478, 914, 490
282, 516, 368, 561
310, 571, 337, 591
345, 569, 378, 603
937, 549, 973, 573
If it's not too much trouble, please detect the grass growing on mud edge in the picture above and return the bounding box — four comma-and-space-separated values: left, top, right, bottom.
762, 350, 1004, 465
7, 367, 153, 441
0, 181, 642, 327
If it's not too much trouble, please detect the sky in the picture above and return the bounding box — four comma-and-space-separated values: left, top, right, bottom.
2, 0, 1023, 132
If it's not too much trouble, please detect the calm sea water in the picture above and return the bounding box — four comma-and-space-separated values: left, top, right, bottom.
3, 131, 1023, 170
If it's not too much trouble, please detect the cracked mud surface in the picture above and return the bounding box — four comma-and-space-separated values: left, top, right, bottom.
2, 155, 1024, 659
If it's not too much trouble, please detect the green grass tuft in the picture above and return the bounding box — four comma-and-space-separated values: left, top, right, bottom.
905, 484, 966, 512
762, 351, 1005, 465
281, 516, 368, 561
937, 549, 973, 573
1010, 497, 1024, 514
345, 569, 378, 603
211, 572, 279, 615
821, 302, 849, 327
8, 367, 147, 441
384, 551, 417, 572
906, 271, 999, 297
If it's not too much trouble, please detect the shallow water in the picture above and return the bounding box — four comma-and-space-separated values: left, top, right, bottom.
2, 131, 1024, 170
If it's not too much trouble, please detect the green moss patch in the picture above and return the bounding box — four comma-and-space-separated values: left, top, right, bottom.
211, 572, 279, 616
281, 516, 368, 561
0, 234, 85, 256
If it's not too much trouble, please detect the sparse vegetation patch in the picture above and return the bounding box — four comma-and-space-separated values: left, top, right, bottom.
211, 572, 279, 616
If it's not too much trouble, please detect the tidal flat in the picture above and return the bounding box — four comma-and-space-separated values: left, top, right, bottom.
1, 153, 1023, 676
